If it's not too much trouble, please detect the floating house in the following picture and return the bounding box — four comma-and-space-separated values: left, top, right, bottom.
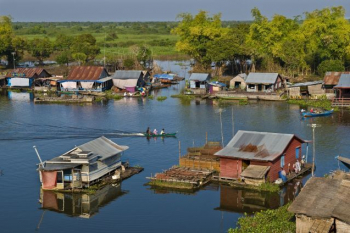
332, 74, 350, 107
208, 81, 226, 94
188, 73, 210, 95
287, 81, 325, 98
38, 136, 128, 190
323, 71, 350, 93
112, 70, 150, 93
230, 73, 247, 89
59, 66, 111, 92
245, 73, 283, 92
6, 68, 51, 87
214, 130, 307, 183
289, 176, 350, 233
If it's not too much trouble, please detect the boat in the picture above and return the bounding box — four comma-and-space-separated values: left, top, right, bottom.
337, 156, 350, 169
301, 109, 334, 117
144, 133, 177, 137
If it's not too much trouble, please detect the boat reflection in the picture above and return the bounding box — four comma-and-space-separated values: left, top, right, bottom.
39, 184, 128, 218
215, 180, 302, 214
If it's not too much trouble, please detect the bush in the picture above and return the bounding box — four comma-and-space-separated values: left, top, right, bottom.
229, 204, 295, 233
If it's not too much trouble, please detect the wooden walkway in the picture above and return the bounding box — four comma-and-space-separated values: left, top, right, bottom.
282, 163, 312, 186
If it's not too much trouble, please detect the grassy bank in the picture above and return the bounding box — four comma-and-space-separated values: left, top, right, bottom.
287, 98, 336, 111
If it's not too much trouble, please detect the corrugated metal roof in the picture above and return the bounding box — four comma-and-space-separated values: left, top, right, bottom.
96, 77, 112, 83
324, 71, 350, 86
6, 68, 50, 78
40, 163, 81, 171
288, 177, 350, 224
334, 74, 350, 88
66, 66, 108, 81
78, 136, 128, 160
290, 81, 323, 87
245, 73, 279, 84
215, 130, 304, 161
112, 70, 143, 79
237, 73, 247, 80
189, 73, 210, 81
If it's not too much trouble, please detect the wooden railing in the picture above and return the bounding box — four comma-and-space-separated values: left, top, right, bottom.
332, 98, 350, 106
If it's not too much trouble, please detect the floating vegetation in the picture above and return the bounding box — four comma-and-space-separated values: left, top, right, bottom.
157, 96, 167, 101
148, 95, 154, 100
239, 99, 249, 105
287, 98, 337, 111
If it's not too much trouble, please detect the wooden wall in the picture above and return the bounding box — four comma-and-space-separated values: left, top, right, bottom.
220, 158, 242, 178
179, 157, 220, 171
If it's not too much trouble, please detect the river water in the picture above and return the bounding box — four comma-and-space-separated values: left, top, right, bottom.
0, 61, 350, 232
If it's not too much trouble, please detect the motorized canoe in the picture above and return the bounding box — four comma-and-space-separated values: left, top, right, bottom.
302, 109, 334, 117
144, 133, 177, 137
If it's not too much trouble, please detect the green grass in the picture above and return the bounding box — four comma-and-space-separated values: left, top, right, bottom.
287, 97, 337, 111
156, 96, 167, 101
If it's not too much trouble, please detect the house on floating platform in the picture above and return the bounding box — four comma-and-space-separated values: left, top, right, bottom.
188, 73, 210, 95
112, 70, 150, 93
39, 184, 127, 218
245, 73, 283, 92
208, 81, 226, 94
332, 74, 350, 107
38, 136, 128, 190
289, 175, 350, 233
6, 68, 51, 88
323, 71, 350, 94
287, 81, 325, 99
230, 73, 247, 90
214, 130, 309, 184
59, 66, 112, 92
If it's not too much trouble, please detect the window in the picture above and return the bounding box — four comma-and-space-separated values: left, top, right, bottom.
281, 154, 285, 167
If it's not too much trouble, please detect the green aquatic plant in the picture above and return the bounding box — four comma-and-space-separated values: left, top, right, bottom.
287, 98, 337, 111
157, 96, 167, 101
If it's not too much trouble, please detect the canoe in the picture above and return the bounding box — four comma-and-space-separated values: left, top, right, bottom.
144, 133, 177, 137
302, 109, 334, 117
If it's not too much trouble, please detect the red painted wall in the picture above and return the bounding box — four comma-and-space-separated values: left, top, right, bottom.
220, 158, 242, 178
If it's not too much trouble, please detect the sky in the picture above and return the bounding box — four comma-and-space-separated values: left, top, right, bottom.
0, 0, 349, 22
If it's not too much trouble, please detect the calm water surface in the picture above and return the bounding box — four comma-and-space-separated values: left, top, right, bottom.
0, 61, 350, 232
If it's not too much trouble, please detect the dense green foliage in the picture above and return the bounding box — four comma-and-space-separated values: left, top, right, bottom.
229, 204, 295, 233
317, 60, 345, 77
287, 97, 337, 111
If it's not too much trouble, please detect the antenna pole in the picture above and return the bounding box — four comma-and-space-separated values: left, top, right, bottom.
33, 146, 44, 168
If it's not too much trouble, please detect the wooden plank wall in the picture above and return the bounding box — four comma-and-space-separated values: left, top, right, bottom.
179, 157, 220, 171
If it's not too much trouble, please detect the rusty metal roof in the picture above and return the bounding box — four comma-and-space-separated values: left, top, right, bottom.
66, 66, 109, 81
6, 68, 50, 78
324, 72, 350, 86
215, 130, 305, 162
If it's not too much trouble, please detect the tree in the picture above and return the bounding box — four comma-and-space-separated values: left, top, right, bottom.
172, 11, 226, 70
106, 32, 118, 41
317, 60, 345, 77
130, 45, 152, 69
28, 38, 53, 65
72, 52, 87, 66
301, 6, 350, 71
71, 34, 100, 62
55, 34, 73, 51
56, 50, 72, 66
0, 16, 15, 68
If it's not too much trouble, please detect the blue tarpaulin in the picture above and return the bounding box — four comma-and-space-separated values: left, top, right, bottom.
153, 74, 174, 80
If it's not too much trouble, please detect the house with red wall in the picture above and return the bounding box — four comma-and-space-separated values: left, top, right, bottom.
214, 130, 307, 183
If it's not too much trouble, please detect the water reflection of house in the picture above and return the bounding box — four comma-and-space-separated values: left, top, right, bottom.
289, 176, 350, 233
40, 184, 127, 218
6, 68, 51, 87
188, 73, 210, 95
245, 73, 283, 92
214, 130, 307, 183
59, 66, 112, 92
38, 136, 128, 190
7, 91, 34, 101
112, 70, 150, 93
215, 182, 302, 214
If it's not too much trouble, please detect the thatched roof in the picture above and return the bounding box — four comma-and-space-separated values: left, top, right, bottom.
288, 177, 350, 224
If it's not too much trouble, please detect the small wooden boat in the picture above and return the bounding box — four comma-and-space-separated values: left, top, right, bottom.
337, 156, 350, 169
144, 133, 177, 137
302, 109, 334, 117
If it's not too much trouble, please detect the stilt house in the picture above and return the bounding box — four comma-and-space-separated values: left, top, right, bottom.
112, 70, 150, 93
245, 73, 283, 92
214, 130, 307, 183
38, 136, 128, 190
6, 68, 51, 87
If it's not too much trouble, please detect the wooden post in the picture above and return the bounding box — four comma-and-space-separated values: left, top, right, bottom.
232, 107, 234, 137
206, 132, 208, 144
178, 141, 181, 165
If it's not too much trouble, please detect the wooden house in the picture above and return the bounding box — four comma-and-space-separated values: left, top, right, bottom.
6, 68, 51, 87
208, 81, 226, 94
112, 70, 150, 93
334, 74, 350, 99
289, 176, 350, 233
59, 66, 111, 92
188, 73, 210, 95
230, 73, 247, 89
245, 73, 283, 92
287, 81, 325, 98
323, 71, 350, 93
38, 136, 128, 190
214, 130, 307, 183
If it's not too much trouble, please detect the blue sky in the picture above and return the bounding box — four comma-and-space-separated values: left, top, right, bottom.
0, 0, 349, 22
